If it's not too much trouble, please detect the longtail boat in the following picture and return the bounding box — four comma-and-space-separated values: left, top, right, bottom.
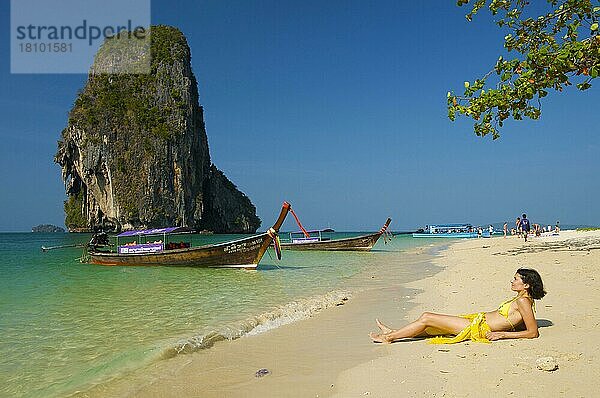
280, 210, 392, 251
85, 202, 291, 269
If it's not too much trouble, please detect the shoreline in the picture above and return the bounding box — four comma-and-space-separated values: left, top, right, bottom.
75, 243, 444, 397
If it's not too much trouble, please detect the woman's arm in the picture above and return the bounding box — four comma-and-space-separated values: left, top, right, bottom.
487, 297, 539, 341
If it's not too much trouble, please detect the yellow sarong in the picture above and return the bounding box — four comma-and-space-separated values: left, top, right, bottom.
427, 313, 491, 344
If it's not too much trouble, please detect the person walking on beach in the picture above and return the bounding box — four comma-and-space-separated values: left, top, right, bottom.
516, 217, 521, 238
503, 222, 508, 238
488, 224, 494, 238
370, 268, 545, 344
520, 214, 531, 242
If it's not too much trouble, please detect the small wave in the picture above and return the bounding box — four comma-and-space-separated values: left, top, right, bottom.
161, 290, 351, 358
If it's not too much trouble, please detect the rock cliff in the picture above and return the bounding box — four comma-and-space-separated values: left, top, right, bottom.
55, 26, 260, 233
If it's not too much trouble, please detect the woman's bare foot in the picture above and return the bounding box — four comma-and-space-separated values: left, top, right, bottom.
369, 332, 392, 344
376, 318, 393, 334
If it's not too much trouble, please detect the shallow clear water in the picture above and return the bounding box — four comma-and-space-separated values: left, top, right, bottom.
0, 232, 435, 397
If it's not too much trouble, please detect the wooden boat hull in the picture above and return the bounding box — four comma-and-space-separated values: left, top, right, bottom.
280, 218, 391, 252
90, 233, 271, 268
280, 232, 382, 251
88, 202, 291, 269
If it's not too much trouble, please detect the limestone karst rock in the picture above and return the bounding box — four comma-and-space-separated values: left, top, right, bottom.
55, 26, 260, 233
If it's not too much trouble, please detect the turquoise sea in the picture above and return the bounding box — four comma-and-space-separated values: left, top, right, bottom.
0, 232, 440, 397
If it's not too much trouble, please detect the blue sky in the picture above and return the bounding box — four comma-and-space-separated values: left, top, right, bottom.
0, 0, 598, 232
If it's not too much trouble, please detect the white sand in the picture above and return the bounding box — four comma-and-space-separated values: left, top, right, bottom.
332, 230, 600, 397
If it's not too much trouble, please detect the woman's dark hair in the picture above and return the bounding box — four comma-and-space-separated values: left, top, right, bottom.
517, 268, 546, 299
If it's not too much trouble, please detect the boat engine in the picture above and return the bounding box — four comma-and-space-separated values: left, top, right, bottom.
88, 232, 110, 249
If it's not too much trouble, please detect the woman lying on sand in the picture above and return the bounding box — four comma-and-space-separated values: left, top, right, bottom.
370, 268, 546, 344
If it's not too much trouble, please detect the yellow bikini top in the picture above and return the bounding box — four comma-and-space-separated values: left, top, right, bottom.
498, 296, 535, 329
498, 296, 518, 318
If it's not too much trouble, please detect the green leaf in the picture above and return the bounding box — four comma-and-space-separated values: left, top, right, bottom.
576, 82, 592, 90
448, 108, 456, 121
591, 22, 599, 31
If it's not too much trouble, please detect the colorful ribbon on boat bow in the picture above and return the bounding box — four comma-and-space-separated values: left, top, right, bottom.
379, 219, 393, 244
274, 235, 282, 260
267, 227, 282, 260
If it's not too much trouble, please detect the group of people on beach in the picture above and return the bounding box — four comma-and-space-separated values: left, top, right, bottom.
467, 225, 496, 238
509, 214, 560, 241
472, 214, 560, 241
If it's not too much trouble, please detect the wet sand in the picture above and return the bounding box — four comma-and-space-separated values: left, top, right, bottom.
76, 246, 441, 397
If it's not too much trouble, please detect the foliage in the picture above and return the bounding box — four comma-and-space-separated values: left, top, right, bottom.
448, 0, 600, 139
64, 191, 88, 229
150, 25, 189, 66
69, 26, 189, 141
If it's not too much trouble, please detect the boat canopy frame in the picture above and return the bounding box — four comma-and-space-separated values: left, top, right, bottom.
287, 228, 335, 243
115, 227, 194, 252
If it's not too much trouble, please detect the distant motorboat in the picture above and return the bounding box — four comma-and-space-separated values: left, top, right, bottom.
412, 223, 479, 238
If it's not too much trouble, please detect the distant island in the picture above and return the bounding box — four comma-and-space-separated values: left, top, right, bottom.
32, 224, 66, 233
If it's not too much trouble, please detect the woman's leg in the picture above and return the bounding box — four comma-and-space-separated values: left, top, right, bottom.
376, 317, 452, 336
370, 312, 471, 343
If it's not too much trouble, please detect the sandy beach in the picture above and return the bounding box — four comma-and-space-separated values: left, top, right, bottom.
332, 229, 600, 397
81, 230, 600, 397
